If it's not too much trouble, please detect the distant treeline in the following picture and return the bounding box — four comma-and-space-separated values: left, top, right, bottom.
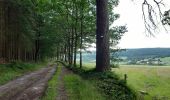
118, 48, 170, 59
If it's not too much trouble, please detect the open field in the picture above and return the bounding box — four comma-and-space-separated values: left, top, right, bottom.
113, 65, 170, 100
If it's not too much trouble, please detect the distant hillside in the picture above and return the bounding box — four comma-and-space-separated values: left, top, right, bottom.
118, 48, 170, 59
78, 48, 170, 63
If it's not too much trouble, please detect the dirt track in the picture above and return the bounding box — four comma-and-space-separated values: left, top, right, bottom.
0, 65, 56, 100
56, 66, 72, 100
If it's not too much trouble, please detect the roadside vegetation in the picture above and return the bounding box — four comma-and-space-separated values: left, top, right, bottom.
0, 61, 45, 85
64, 64, 136, 100
78, 62, 170, 100
64, 74, 106, 100
42, 63, 107, 100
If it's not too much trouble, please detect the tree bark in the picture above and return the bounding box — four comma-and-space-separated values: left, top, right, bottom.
96, 0, 110, 72
80, 1, 84, 69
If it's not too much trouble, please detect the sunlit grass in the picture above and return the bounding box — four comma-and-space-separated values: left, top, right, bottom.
113, 65, 170, 100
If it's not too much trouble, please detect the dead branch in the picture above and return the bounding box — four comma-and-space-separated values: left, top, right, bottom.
142, 0, 165, 35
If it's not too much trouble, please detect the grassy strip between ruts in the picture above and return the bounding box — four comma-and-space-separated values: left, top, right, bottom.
41, 65, 61, 100
0, 61, 46, 85
64, 74, 106, 100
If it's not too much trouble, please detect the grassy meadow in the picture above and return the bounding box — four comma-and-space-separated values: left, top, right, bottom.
113, 65, 170, 100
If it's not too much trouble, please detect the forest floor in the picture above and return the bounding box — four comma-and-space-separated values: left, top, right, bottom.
0, 65, 56, 100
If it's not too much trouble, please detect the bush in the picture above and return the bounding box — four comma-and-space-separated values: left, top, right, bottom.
111, 63, 119, 68
6, 61, 24, 69
6, 61, 37, 70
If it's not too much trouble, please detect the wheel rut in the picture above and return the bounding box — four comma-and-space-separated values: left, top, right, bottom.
56, 66, 72, 100
0, 65, 56, 100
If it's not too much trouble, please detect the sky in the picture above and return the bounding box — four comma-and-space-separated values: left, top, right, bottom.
113, 0, 170, 49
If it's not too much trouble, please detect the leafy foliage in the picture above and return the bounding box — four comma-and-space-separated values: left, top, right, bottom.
1, 0, 126, 71
162, 9, 170, 26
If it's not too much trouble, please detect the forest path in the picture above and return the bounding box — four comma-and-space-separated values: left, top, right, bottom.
0, 65, 56, 100
56, 66, 72, 100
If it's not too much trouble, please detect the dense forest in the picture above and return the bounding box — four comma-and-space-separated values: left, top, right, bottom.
0, 0, 170, 70
0, 0, 126, 70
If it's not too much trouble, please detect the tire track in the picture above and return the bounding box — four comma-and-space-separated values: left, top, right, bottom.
0, 65, 56, 100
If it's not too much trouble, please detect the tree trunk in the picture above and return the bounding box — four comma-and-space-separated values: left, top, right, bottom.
80, 36, 83, 68
68, 35, 72, 66
64, 44, 67, 62
80, 18, 83, 69
71, 27, 74, 65
0, 1, 5, 61
96, 0, 110, 72
35, 31, 40, 62
80, 2, 84, 69
73, 33, 77, 67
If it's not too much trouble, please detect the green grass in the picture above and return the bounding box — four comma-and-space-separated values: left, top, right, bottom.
41, 65, 61, 100
0, 62, 45, 85
70, 62, 136, 100
64, 74, 106, 100
113, 65, 170, 100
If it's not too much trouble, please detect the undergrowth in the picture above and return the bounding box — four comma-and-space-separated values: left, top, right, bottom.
0, 61, 45, 85
64, 74, 106, 100
60, 62, 136, 100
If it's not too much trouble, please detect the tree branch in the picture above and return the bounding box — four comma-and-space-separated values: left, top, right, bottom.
142, 0, 165, 35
